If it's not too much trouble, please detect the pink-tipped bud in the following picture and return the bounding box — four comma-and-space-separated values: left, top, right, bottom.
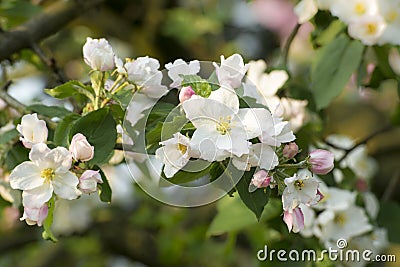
251, 170, 272, 188
308, 149, 334, 175
283, 142, 299, 159
179, 86, 196, 103
20, 204, 48, 227
69, 133, 94, 162
79, 170, 103, 194
283, 206, 304, 233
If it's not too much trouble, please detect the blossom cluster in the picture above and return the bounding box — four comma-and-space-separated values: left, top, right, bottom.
9, 114, 102, 226
295, 0, 400, 45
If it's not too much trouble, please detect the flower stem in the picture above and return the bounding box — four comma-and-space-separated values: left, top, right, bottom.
276, 160, 308, 169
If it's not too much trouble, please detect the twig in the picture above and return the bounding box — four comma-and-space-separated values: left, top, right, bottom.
282, 23, 301, 69
337, 125, 393, 163
381, 170, 400, 202
0, 0, 105, 61
31, 43, 66, 83
0, 81, 25, 114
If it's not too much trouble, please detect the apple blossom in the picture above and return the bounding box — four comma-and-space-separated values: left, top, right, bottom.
69, 133, 94, 162
125, 56, 168, 98
258, 115, 296, 147
9, 143, 81, 208
308, 149, 334, 175
213, 54, 248, 88
179, 86, 196, 103
282, 172, 322, 211
283, 142, 299, 159
248, 169, 272, 192
348, 15, 386, 46
16, 113, 48, 149
155, 133, 191, 178
330, 0, 378, 24
283, 206, 305, 233
20, 203, 48, 227
165, 59, 200, 88
294, 0, 318, 24
83, 37, 115, 71
232, 143, 279, 172
78, 170, 103, 194
377, 1, 400, 45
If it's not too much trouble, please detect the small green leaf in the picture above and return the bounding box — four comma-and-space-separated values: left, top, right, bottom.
53, 113, 80, 147
28, 104, 72, 118
181, 74, 211, 97
5, 143, 29, 171
315, 20, 345, 46
96, 167, 112, 203
70, 108, 117, 166
45, 81, 95, 102
0, 128, 18, 144
42, 196, 58, 242
112, 88, 133, 109
311, 34, 364, 109
378, 201, 400, 243
163, 162, 213, 185
236, 168, 270, 221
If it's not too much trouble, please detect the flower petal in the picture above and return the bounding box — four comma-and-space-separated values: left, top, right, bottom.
53, 172, 81, 200
9, 162, 43, 190
22, 182, 53, 208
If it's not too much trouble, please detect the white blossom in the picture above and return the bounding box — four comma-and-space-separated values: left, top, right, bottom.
16, 113, 48, 149
165, 59, 200, 88
348, 15, 386, 46
213, 54, 248, 88
79, 170, 103, 194
20, 203, 48, 227
294, 0, 318, 24
69, 133, 94, 162
83, 37, 115, 71
155, 133, 191, 178
9, 143, 81, 208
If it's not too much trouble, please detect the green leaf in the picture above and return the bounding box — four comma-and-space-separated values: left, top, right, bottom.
207, 196, 282, 236
162, 162, 213, 185
5, 144, 29, 171
315, 20, 345, 46
96, 167, 112, 203
112, 88, 133, 109
378, 201, 400, 243
42, 196, 58, 242
45, 81, 95, 102
0, 128, 18, 144
53, 113, 80, 147
181, 74, 211, 97
70, 108, 117, 166
236, 168, 271, 221
310, 34, 364, 109
28, 104, 72, 118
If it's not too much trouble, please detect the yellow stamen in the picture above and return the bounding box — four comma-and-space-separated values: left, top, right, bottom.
366, 23, 377, 35
216, 116, 232, 135
177, 143, 188, 155
294, 179, 305, 190
334, 213, 347, 226
354, 3, 366, 15
387, 11, 398, 23
41, 168, 55, 181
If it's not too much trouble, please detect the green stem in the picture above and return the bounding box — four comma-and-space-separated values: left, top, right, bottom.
276, 160, 308, 169
282, 23, 301, 69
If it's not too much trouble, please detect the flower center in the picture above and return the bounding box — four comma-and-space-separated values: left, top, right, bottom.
294, 179, 305, 190
366, 23, 377, 35
177, 143, 188, 155
386, 11, 398, 23
334, 213, 347, 226
41, 168, 55, 181
354, 3, 366, 15
216, 116, 232, 135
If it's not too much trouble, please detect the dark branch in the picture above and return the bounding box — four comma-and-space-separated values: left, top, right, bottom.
0, 0, 105, 61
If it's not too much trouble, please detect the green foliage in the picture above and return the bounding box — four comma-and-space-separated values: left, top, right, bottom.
96, 167, 112, 203
181, 75, 212, 98
53, 113, 81, 147
236, 168, 271, 221
0, 128, 18, 144
162, 162, 213, 185
5, 143, 29, 171
378, 201, 400, 243
45, 81, 95, 102
28, 104, 72, 118
70, 108, 117, 166
311, 34, 364, 109
42, 196, 58, 242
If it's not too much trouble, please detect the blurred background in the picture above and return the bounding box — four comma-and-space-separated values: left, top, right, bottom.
0, 0, 399, 266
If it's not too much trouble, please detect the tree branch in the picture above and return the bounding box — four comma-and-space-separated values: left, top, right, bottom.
0, 0, 105, 61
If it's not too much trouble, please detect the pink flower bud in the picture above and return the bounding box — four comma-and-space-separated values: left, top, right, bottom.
308, 149, 334, 175
251, 170, 272, 188
20, 204, 48, 227
283, 206, 304, 233
179, 86, 196, 103
79, 170, 103, 194
283, 142, 299, 159
69, 133, 94, 162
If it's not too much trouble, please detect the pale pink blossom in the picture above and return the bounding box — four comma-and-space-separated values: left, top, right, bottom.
69, 133, 94, 162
